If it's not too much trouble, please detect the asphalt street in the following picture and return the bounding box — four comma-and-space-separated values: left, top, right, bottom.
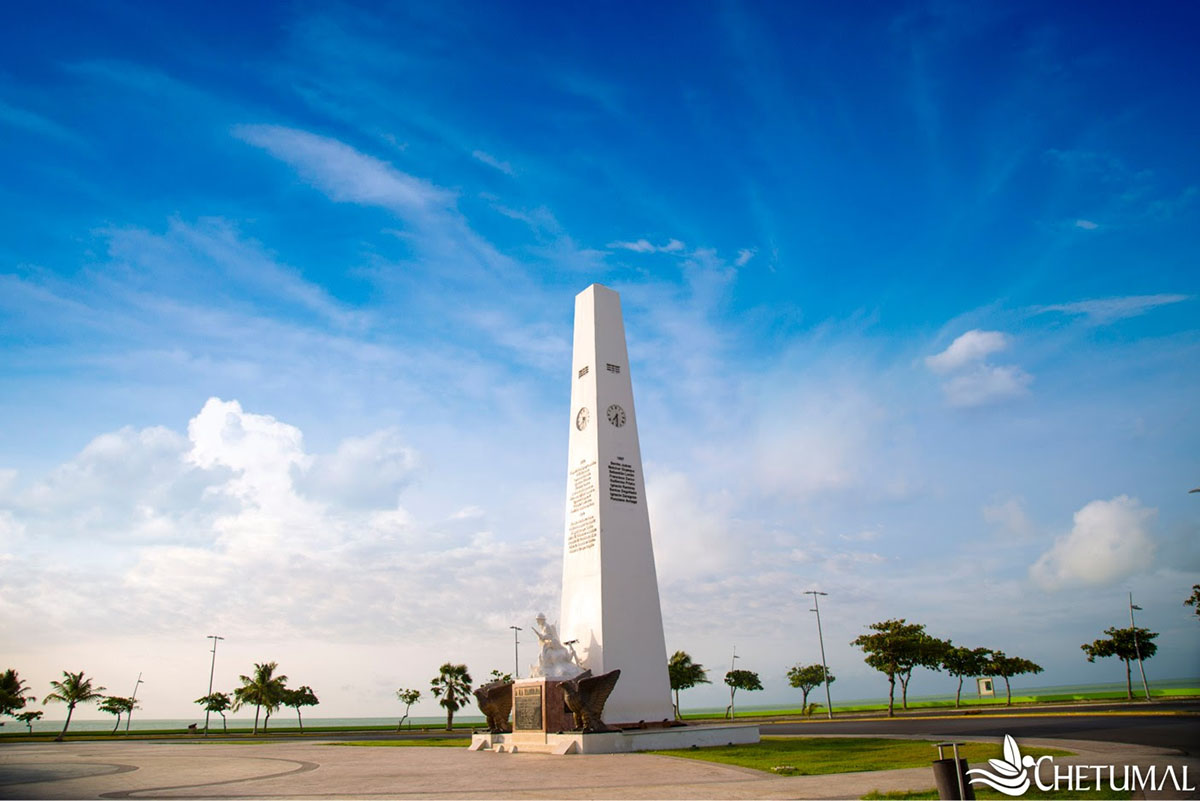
762, 702, 1200, 756
186, 701, 1200, 757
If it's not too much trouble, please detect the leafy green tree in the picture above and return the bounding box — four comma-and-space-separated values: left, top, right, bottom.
1185, 585, 1200, 619
1081, 626, 1159, 700
16, 710, 42, 733
896, 632, 949, 711
987, 651, 1044, 705
668, 651, 711, 720
786, 663, 836, 713
723, 669, 763, 719
488, 669, 514, 683
0, 669, 35, 718
195, 692, 232, 734
281, 685, 319, 733
98, 696, 137, 733
42, 671, 106, 741
430, 663, 472, 731
941, 646, 992, 708
396, 688, 421, 731
851, 619, 929, 717
232, 662, 288, 734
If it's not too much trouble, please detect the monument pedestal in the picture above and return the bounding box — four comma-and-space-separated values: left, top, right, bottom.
507, 677, 574, 749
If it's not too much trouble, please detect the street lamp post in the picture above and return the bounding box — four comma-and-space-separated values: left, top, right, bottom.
205, 635, 224, 736
509, 626, 522, 679
126, 673, 144, 732
805, 590, 834, 719
728, 648, 740, 719
1128, 593, 1151, 701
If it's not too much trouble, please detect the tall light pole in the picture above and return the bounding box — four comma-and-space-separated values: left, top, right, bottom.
1128, 593, 1151, 701
805, 590, 834, 719
126, 673, 144, 732
728, 647, 740, 719
509, 626, 522, 679
205, 635, 224, 736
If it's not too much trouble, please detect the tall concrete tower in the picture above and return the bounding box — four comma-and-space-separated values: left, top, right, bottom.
559, 284, 673, 724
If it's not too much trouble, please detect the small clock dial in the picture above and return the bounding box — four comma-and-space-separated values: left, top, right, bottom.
575, 407, 589, 430
606, 404, 626, 427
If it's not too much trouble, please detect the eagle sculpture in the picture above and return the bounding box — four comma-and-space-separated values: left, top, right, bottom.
561, 668, 621, 733
473, 679, 514, 733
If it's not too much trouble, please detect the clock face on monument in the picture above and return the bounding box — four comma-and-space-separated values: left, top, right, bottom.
576, 407, 589, 430
606, 404, 626, 427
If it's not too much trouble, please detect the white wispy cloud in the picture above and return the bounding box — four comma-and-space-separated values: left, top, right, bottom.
471, 149, 515, 176
233, 124, 455, 215
0, 98, 82, 144
983, 497, 1033, 539
735, 248, 756, 266
941, 364, 1032, 407
1030, 495, 1156, 590
1033, 294, 1190, 324
607, 238, 686, 254
1074, 219, 1099, 230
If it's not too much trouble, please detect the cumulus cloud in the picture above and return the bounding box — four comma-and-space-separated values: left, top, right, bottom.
1033, 294, 1190, 324
187, 398, 309, 507
298, 428, 419, 509
925, 330, 1010, 373
1030, 495, 1156, 590
0, 398, 558, 653
925, 330, 1031, 407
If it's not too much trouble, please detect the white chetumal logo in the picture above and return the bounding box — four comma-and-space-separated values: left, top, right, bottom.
966, 735, 1035, 796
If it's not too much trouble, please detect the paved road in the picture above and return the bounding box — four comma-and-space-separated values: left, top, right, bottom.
176, 701, 1200, 757
762, 706, 1200, 756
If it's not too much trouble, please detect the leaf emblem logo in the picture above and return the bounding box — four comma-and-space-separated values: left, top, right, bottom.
966, 734, 1033, 796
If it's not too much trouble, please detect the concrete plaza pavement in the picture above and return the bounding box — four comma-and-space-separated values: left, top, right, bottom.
1, 735, 1197, 800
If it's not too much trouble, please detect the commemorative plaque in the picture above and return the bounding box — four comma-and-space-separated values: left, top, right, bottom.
513, 684, 543, 730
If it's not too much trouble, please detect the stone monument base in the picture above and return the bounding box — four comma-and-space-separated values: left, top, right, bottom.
469, 723, 760, 755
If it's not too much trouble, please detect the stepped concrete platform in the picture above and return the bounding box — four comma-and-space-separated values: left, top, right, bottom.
470, 722, 761, 754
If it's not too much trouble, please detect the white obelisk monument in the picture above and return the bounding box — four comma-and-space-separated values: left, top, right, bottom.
559, 284, 673, 724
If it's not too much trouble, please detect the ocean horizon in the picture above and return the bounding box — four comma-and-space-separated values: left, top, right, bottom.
10, 677, 1195, 734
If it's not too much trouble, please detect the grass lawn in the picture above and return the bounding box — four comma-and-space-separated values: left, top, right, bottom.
682, 687, 1200, 719
651, 737, 1071, 776
331, 738, 470, 747
863, 787, 1130, 800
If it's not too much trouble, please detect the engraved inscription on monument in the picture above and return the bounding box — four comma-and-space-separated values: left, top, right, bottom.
568, 515, 597, 553
513, 685, 543, 731
569, 461, 597, 513
607, 460, 638, 504
568, 460, 599, 553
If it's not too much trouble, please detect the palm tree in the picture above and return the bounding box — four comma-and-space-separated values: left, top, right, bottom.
429, 663, 472, 731
42, 671, 106, 741
667, 651, 711, 720
232, 662, 288, 735
0, 668, 35, 717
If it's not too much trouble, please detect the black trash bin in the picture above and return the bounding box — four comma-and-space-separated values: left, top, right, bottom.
931, 757, 975, 800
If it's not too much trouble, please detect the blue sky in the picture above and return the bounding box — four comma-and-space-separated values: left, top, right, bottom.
1, 1, 1197, 720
